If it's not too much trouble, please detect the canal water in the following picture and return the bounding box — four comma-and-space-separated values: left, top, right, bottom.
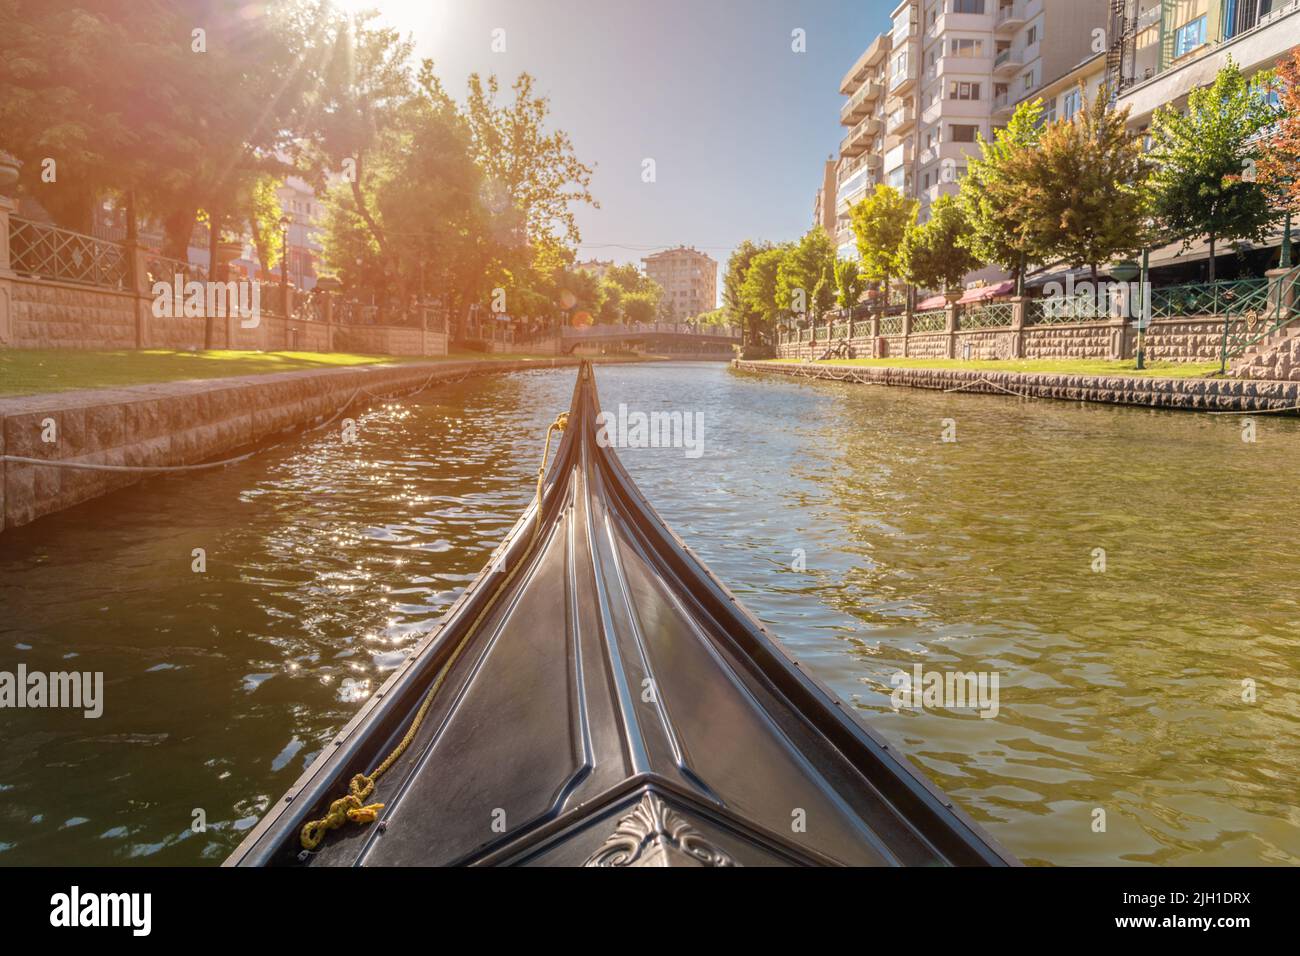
1, 362, 1298, 866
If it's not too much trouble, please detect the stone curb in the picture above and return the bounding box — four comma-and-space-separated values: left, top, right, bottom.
732, 360, 1300, 413
0, 357, 597, 533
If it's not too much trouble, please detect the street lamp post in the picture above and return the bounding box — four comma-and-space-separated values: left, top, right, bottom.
278, 213, 291, 316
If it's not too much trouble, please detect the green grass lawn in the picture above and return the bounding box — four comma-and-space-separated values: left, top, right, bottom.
0, 348, 573, 397
764, 356, 1223, 379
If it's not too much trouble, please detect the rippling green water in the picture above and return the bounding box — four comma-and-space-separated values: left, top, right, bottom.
1, 362, 1297, 865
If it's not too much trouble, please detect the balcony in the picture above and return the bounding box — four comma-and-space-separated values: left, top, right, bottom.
889, 63, 917, 96
839, 79, 883, 124
994, 3, 1026, 34
992, 89, 1013, 117
886, 103, 916, 136
839, 115, 881, 157
993, 48, 1024, 77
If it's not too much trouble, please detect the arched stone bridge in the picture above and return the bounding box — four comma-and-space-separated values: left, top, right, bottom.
559, 322, 740, 356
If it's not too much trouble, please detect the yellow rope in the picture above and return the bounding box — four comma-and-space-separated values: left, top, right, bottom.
300, 410, 570, 851
534, 413, 568, 540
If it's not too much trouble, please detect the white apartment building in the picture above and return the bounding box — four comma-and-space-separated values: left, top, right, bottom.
835, 31, 891, 259
833, 0, 1109, 251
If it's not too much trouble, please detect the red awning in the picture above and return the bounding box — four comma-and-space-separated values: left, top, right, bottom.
958, 280, 1014, 303
915, 280, 1015, 311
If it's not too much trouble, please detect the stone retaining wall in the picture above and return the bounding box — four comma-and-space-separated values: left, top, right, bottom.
0, 357, 585, 533
777, 314, 1241, 366
0, 273, 448, 358
9, 280, 138, 349
734, 359, 1300, 415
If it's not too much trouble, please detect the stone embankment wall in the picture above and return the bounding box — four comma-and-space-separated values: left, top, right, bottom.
0, 357, 580, 533
734, 359, 1300, 414
777, 303, 1239, 366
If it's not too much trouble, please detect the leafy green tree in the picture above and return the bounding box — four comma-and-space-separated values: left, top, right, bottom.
740, 245, 789, 337
777, 227, 837, 322
901, 195, 981, 294
621, 291, 657, 325
850, 185, 917, 305
1005, 87, 1148, 282
462, 71, 597, 246
595, 275, 624, 323
1148, 59, 1283, 282
957, 98, 1044, 287
300, 9, 415, 264
695, 307, 730, 328
723, 239, 767, 343
834, 257, 866, 309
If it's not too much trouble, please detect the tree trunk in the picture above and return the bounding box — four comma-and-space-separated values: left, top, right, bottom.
1208, 235, 1217, 284
163, 208, 196, 262
349, 155, 389, 259
205, 213, 220, 350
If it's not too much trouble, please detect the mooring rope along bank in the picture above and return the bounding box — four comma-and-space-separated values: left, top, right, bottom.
0, 369, 477, 476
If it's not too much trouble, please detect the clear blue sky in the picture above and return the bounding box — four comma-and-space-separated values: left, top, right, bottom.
351, 0, 895, 275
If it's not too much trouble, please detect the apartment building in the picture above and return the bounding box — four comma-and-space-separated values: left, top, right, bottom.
1024, 51, 1107, 126
575, 258, 615, 279
813, 157, 838, 235
1109, 0, 1300, 128
642, 246, 718, 323
835, 31, 892, 258
832, 0, 1109, 250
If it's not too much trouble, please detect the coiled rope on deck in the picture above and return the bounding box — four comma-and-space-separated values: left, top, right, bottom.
299, 408, 570, 851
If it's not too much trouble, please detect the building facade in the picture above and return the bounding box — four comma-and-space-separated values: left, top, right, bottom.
575, 258, 615, 279
832, 0, 1109, 254
1109, 0, 1300, 128
642, 246, 718, 324
813, 157, 839, 235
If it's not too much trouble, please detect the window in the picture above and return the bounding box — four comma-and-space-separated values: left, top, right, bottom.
949, 38, 983, 57
953, 0, 985, 12
1025, 25, 1037, 46
1023, 70, 1035, 91
949, 81, 981, 100
950, 124, 979, 143
1174, 16, 1206, 57
1061, 88, 1082, 120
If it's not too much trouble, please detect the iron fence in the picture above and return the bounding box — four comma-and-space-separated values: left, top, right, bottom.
961, 302, 1014, 329
1147, 277, 1270, 320
911, 309, 946, 333
878, 314, 904, 336
9, 216, 129, 289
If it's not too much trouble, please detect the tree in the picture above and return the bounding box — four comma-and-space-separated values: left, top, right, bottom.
723, 239, 767, 343
300, 9, 416, 264
777, 227, 837, 322
740, 245, 788, 337
834, 257, 866, 310
462, 71, 597, 246
595, 275, 624, 323
957, 98, 1044, 287
849, 185, 917, 304
1255, 48, 1300, 232
901, 195, 981, 294
621, 291, 657, 325
1148, 60, 1282, 282
1006, 86, 1149, 282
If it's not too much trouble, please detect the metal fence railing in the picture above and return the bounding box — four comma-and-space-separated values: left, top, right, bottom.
910, 309, 946, 333
878, 314, 904, 336
961, 302, 1015, 329
1147, 277, 1270, 320
9, 216, 130, 289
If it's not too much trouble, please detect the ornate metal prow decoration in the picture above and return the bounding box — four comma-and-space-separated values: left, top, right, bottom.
584, 792, 739, 868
